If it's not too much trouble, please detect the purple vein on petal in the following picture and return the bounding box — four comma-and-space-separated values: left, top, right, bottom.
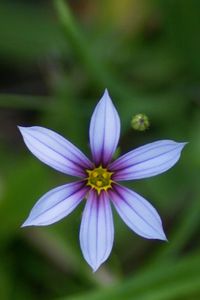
18, 126, 93, 177
22, 136, 83, 176
109, 184, 167, 240
32, 126, 92, 168
22, 181, 89, 227
110, 140, 186, 181
89, 89, 120, 166
114, 151, 180, 180
79, 190, 114, 271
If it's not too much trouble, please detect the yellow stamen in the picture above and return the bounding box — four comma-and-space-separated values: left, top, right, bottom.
102, 173, 109, 179
96, 181, 103, 187
86, 166, 113, 194
92, 171, 98, 178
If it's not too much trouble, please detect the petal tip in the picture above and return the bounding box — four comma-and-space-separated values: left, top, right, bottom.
21, 216, 39, 227
91, 262, 101, 273
17, 125, 25, 132
175, 141, 187, 156
102, 88, 111, 103
104, 88, 109, 96
180, 142, 188, 149
21, 219, 32, 228
159, 232, 168, 241
18, 126, 30, 135
155, 227, 167, 241
92, 266, 99, 273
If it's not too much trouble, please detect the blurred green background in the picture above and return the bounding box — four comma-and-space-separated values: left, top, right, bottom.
0, 0, 200, 299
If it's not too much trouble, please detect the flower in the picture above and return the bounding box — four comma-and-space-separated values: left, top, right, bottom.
18, 90, 186, 271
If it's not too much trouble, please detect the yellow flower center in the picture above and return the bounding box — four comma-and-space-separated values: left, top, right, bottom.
86, 166, 113, 194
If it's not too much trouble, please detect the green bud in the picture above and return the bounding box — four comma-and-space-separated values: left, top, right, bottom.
131, 114, 150, 131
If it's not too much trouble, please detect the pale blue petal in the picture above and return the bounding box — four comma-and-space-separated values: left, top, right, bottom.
110, 140, 186, 181
22, 181, 88, 226
109, 184, 167, 240
80, 190, 114, 272
89, 89, 120, 166
18, 126, 93, 177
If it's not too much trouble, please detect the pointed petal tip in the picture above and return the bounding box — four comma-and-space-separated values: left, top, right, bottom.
154, 224, 168, 241
180, 142, 188, 149
89, 259, 105, 272
21, 219, 46, 227
158, 231, 168, 241
102, 88, 112, 103
144, 227, 167, 241
21, 219, 32, 228
88, 261, 101, 273
175, 141, 188, 156
18, 125, 29, 130
104, 88, 109, 96
17, 125, 25, 132
151, 224, 167, 241
146, 230, 167, 241
92, 265, 100, 273
21, 216, 40, 227
18, 125, 31, 135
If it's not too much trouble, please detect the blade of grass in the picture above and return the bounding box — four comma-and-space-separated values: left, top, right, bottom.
53, 0, 187, 129
154, 186, 200, 262
22, 229, 118, 288
135, 277, 200, 300
60, 253, 200, 300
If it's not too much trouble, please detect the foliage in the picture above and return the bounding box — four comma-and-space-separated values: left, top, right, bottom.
0, 0, 200, 299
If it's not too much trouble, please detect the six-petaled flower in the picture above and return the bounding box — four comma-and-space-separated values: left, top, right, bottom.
19, 90, 186, 271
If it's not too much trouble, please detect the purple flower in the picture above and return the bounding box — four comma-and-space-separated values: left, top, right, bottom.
19, 90, 186, 271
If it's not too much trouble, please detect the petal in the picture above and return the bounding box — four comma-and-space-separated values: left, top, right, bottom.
18, 126, 93, 177
110, 140, 186, 181
89, 89, 120, 166
22, 181, 88, 226
109, 184, 166, 240
80, 190, 114, 272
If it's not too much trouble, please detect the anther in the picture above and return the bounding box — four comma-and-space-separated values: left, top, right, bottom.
92, 171, 98, 178
86, 166, 113, 193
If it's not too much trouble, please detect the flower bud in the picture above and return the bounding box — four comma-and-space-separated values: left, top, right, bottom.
131, 113, 150, 131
